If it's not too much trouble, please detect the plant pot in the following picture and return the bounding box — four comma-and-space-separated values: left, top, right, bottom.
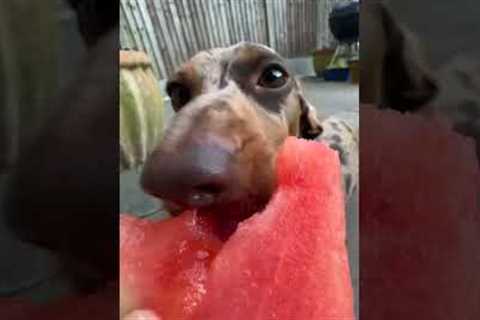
120, 50, 164, 172
312, 48, 335, 77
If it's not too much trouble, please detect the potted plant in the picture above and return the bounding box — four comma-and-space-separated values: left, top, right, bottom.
120, 50, 165, 172
312, 47, 335, 77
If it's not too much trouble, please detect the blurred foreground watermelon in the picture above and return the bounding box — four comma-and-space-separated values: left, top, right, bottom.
120, 137, 355, 319
361, 106, 480, 319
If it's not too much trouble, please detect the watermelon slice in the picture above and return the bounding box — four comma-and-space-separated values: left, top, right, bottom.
120, 137, 354, 319
192, 137, 354, 319
361, 106, 480, 319
120, 212, 222, 319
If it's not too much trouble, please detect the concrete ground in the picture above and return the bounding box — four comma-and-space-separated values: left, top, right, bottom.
301, 76, 359, 128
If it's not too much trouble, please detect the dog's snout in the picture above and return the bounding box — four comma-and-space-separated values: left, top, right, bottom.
141, 143, 234, 209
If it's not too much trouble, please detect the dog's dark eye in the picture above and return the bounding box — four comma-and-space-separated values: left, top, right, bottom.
258, 65, 288, 89
167, 82, 191, 111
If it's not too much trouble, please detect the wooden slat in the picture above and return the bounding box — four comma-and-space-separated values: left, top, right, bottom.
306, 0, 310, 53
211, 0, 222, 47
281, 0, 288, 56
250, 0, 260, 43
296, 0, 300, 55
219, 0, 232, 45
306, 0, 310, 52
216, 0, 227, 44
155, 0, 180, 66
212, 0, 224, 46
275, 0, 282, 54
238, 0, 246, 41
176, 0, 195, 56
149, 0, 176, 74
129, 0, 153, 54
242, 0, 249, 42
248, 0, 257, 42
120, 1, 144, 51
244, 0, 252, 42
280, 0, 286, 54
301, 0, 305, 54
120, 4, 135, 49
144, 0, 169, 77
166, 0, 188, 61
198, 0, 214, 48
185, 0, 199, 51
226, 0, 238, 44
136, 0, 167, 77
256, 0, 265, 44
311, 0, 317, 50
234, 0, 243, 42
293, 0, 297, 56
205, 1, 217, 47
312, 0, 316, 49
184, 0, 199, 52
191, 0, 208, 50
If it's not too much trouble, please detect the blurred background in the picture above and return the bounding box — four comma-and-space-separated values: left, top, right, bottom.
0, 0, 86, 302
387, 0, 480, 68
1, 0, 117, 309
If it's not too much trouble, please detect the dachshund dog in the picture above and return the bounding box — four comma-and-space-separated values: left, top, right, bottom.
141, 42, 358, 235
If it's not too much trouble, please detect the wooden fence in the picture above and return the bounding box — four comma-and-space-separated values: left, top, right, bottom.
120, 0, 340, 79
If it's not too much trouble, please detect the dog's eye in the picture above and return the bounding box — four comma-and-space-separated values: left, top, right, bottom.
258, 65, 288, 89
167, 82, 191, 111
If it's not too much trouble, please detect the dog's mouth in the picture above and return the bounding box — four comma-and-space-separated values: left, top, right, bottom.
141, 141, 278, 240
158, 194, 271, 240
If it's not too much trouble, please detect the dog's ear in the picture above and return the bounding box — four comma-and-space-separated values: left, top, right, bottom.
298, 94, 323, 139
378, 4, 438, 112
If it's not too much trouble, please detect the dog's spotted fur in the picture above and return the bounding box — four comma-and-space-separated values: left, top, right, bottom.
319, 117, 358, 198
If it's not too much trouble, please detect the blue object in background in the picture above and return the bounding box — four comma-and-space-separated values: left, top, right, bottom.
323, 68, 350, 82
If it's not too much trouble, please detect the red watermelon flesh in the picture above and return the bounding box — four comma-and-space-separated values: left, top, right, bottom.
192, 137, 354, 319
120, 212, 222, 319
361, 106, 480, 319
121, 136, 354, 319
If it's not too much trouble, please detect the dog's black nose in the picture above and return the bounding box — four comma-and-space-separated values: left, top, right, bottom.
141, 143, 233, 208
